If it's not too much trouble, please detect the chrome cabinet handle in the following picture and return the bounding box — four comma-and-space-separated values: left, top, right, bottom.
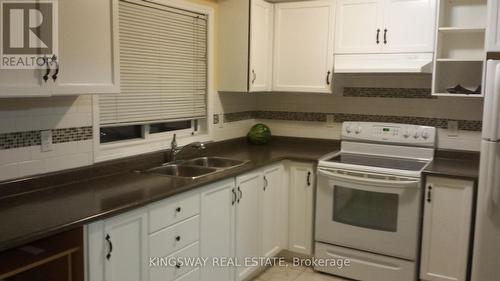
237, 186, 242, 203
251, 69, 256, 84
426, 185, 432, 203
263, 176, 268, 191
383, 29, 387, 44
51, 55, 59, 81
376, 28, 380, 44
105, 234, 113, 260
307, 171, 311, 186
326, 71, 331, 85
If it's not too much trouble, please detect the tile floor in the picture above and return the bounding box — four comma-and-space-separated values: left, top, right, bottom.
252, 263, 348, 281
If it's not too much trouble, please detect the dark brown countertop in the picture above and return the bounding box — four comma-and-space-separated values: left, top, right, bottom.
423, 150, 480, 181
0, 137, 481, 252
0, 137, 340, 252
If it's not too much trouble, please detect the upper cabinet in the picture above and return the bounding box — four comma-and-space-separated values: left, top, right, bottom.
249, 0, 274, 92
383, 0, 437, 53
273, 0, 335, 93
218, 0, 335, 93
218, 0, 262, 93
335, 0, 436, 54
334, 0, 436, 73
0, 0, 119, 98
335, 0, 384, 54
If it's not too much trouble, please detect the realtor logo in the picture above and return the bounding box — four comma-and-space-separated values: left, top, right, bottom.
1, 1, 57, 69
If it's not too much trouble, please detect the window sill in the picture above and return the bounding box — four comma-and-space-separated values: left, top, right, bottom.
94, 133, 212, 163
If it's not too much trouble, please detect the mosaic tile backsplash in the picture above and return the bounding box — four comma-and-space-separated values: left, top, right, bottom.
343, 87, 435, 98
0, 126, 93, 149
214, 111, 482, 131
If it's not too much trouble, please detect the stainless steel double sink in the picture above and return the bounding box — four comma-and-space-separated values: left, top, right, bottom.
143, 157, 249, 180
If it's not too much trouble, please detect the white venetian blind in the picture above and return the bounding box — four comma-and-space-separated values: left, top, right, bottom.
100, 0, 207, 126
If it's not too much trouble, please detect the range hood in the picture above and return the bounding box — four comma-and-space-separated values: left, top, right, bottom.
334, 53, 433, 74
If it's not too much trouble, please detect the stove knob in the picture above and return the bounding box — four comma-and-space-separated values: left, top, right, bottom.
414, 131, 420, 139
345, 125, 353, 134
403, 128, 411, 138
422, 129, 431, 139
355, 126, 362, 134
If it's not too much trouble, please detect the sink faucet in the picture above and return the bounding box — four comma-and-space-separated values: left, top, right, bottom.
169, 134, 208, 162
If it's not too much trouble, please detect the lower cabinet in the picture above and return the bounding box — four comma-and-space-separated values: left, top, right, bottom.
261, 164, 285, 258
235, 170, 264, 281
87, 208, 148, 281
200, 179, 236, 281
420, 176, 474, 281
288, 162, 315, 255
87, 161, 315, 281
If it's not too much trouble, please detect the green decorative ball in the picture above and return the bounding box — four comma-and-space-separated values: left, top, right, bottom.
247, 123, 272, 145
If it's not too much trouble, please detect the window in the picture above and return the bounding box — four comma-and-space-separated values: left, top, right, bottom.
98, 0, 208, 144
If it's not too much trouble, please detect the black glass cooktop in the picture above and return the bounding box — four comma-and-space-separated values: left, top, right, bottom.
326, 153, 429, 171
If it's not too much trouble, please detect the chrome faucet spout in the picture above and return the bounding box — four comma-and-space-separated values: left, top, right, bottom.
169, 134, 209, 162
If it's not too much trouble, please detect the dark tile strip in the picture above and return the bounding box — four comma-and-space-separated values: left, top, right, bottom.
223, 111, 256, 123
0, 126, 93, 150
343, 87, 435, 99
217, 110, 482, 131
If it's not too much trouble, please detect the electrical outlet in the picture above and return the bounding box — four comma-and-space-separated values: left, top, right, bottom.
40, 130, 53, 152
326, 114, 335, 127
447, 121, 459, 137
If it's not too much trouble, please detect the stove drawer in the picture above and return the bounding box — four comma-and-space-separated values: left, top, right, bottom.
314, 242, 416, 281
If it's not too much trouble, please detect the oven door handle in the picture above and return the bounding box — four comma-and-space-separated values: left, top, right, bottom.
318, 168, 419, 188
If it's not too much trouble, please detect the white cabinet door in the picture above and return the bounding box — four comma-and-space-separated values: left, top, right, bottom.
261, 164, 284, 258
288, 162, 314, 255
249, 0, 273, 92
487, 0, 500, 52
382, 0, 436, 53
200, 179, 236, 281
420, 176, 474, 281
235, 171, 262, 281
87, 208, 148, 281
0, 0, 118, 97
53, 0, 119, 95
335, 0, 384, 54
273, 0, 335, 93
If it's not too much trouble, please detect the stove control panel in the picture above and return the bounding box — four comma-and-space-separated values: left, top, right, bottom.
342, 122, 436, 147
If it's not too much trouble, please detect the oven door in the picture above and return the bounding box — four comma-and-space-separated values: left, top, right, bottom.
315, 167, 421, 260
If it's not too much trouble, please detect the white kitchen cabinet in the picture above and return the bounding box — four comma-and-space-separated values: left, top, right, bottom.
420, 176, 474, 281
273, 0, 335, 93
261, 164, 284, 258
0, 0, 119, 98
235, 171, 263, 281
200, 179, 236, 281
249, 0, 274, 92
218, 0, 273, 92
288, 162, 315, 255
87, 208, 148, 281
335, 0, 435, 54
383, 0, 436, 53
335, 0, 384, 54
487, 0, 500, 52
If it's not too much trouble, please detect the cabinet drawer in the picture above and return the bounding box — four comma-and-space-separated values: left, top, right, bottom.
150, 242, 200, 281
314, 242, 416, 281
149, 192, 200, 233
175, 268, 200, 281
150, 216, 200, 257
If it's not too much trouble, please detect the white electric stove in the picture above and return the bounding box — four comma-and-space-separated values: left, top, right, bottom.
314, 122, 436, 281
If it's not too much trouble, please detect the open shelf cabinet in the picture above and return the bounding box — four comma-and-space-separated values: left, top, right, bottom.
432, 0, 487, 97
